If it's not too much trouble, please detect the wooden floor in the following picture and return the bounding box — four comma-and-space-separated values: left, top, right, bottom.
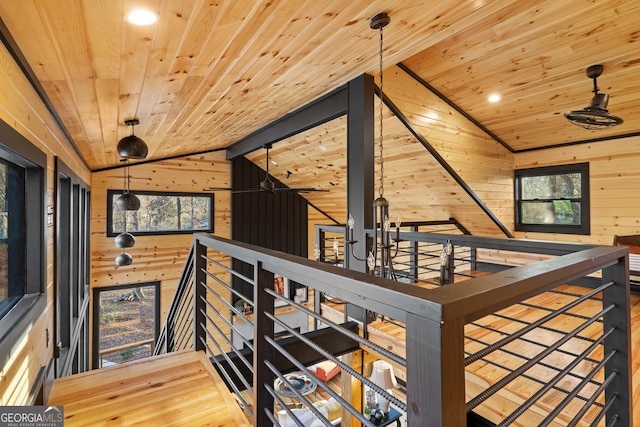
47, 350, 250, 426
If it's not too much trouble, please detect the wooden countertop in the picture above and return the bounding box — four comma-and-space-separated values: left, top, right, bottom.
47, 350, 250, 426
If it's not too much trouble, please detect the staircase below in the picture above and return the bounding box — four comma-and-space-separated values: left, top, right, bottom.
47, 350, 250, 426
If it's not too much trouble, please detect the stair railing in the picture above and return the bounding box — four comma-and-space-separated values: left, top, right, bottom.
153, 243, 195, 355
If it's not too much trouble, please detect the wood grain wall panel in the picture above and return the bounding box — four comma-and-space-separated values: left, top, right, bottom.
0, 42, 90, 404
380, 65, 514, 237
514, 136, 640, 244
90, 152, 231, 322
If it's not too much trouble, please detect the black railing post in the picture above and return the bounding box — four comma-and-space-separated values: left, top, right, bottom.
406, 312, 466, 426
314, 227, 324, 330
410, 224, 419, 282
253, 263, 276, 426
601, 254, 633, 425
470, 245, 477, 271
193, 240, 207, 352
315, 226, 325, 262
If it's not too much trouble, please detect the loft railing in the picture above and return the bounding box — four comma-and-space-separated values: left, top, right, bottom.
315, 218, 472, 286
156, 232, 632, 426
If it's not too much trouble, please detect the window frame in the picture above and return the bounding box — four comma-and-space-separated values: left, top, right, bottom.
514, 162, 590, 235
0, 118, 46, 357
106, 189, 214, 237
91, 281, 161, 369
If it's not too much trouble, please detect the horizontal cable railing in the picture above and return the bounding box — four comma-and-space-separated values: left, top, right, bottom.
317, 224, 634, 425
168, 231, 632, 426
314, 219, 470, 282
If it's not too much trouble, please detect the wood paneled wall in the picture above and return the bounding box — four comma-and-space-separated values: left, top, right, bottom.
90, 153, 231, 322
0, 42, 90, 404
380, 65, 515, 237
514, 136, 640, 245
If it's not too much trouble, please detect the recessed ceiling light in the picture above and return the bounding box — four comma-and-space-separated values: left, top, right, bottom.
126, 8, 158, 26
488, 93, 501, 103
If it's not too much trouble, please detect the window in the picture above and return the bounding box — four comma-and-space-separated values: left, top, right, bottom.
0, 159, 26, 318
92, 282, 160, 368
0, 118, 46, 351
515, 163, 590, 234
107, 190, 213, 236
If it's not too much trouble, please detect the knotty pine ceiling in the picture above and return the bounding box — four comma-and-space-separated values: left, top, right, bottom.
1, 1, 639, 234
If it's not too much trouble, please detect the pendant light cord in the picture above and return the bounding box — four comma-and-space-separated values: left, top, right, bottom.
122, 159, 129, 232
378, 23, 385, 199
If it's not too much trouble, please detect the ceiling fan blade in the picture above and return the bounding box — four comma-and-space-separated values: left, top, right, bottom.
221, 145, 330, 195
231, 188, 263, 194
203, 187, 233, 191
273, 187, 329, 193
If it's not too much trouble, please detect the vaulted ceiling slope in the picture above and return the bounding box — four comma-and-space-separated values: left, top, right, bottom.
1, 1, 638, 172
247, 64, 515, 237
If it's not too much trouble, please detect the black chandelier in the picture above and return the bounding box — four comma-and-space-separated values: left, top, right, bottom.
345, 12, 400, 280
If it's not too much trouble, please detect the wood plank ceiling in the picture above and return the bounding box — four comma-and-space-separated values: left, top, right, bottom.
2, 0, 639, 171
1, 0, 639, 233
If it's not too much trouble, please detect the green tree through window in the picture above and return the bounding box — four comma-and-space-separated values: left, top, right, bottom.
107, 190, 213, 236
515, 163, 590, 235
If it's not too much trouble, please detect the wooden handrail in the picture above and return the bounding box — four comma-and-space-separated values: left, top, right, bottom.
99, 338, 155, 368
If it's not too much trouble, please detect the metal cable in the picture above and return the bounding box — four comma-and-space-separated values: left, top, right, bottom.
265, 287, 406, 367
200, 252, 256, 287
567, 366, 616, 427
266, 310, 407, 412
468, 322, 601, 367
199, 294, 254, 371
465, 282, 613, 365
264, 360, 336, 427
202, 264, 254, 307
198, 309, 254, 395
197, 321, 254, 418
499, 328, 612, 426
587, 393, 618, 427
264, 339, 378, 426
467, 304, 613, 411
264, 384, 306, 427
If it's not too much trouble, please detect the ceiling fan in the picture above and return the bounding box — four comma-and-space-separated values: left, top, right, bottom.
564, 64, 624, 130
204, 144, 328, 194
